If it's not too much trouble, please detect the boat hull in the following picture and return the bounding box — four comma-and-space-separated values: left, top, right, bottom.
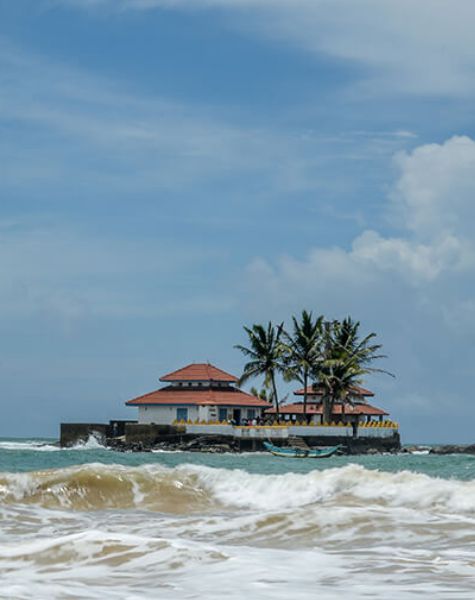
263, 441, 341, 458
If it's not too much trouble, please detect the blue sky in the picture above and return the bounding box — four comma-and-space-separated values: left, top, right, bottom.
1, 0, 475, 442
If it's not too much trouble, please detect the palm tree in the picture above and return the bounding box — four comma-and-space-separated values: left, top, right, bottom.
282, 310, 323, 423
235, 322, 285, 420
314, 317, 393, 424
250, 386, 270, 401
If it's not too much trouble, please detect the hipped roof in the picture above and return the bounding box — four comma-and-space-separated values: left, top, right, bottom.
266, 402, 388, 416
126, 386, 271, 408
160, 363, 238, 383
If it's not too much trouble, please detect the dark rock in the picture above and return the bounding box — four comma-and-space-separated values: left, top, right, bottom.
429, 444, 475, 455
365, 448, 381, 455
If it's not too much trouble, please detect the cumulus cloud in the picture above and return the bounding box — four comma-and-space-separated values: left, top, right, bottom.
247, 136, 475, 303
54, 0, 475, 96
241, 136, 475, 440
392, 136, 475, 238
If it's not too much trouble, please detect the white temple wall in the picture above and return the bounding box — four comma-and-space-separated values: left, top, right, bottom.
138, 405, 199, 425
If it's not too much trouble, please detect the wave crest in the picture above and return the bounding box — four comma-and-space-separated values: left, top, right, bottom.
0, 463, 474, 514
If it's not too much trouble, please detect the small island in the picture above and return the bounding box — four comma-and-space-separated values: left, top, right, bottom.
61, 311, 401, 454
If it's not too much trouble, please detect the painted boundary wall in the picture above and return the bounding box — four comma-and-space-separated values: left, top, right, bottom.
233, 426, 288, 439
356, 427, 397, 438
186, 424, 234, 436
290, 426, 397, 438
289, 425, 353, 437
183, 424, 397, 439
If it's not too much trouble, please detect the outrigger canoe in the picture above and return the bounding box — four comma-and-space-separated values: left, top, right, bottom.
263, 441, 341, 458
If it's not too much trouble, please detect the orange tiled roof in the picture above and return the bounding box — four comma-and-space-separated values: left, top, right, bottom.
160, 363, 238, 383
266, 402, 388, 416
126, 386, 271, 408
294, 385, 374, 397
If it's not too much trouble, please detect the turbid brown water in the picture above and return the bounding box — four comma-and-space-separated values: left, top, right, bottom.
0, 438, 474, 599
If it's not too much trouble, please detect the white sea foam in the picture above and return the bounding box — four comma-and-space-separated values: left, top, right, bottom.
0, 463, 474, 599
0, 434, 106, 452
1, 462, 475, 518
68, 433, 107, 450
0, 520, 473, 600
0, 440, 60, 452
184, 463, 475, 513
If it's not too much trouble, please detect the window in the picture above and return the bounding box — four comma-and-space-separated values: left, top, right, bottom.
247, 409, 256, 420
176, 407, 188, 421
218, 408, 228, 422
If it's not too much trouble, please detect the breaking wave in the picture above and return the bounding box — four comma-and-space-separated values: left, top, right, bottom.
68, 433, 107, 450
1, 462, 474, 600
0, 434, 106, 452
1, 463, 474, 514
0, 440, 61, 452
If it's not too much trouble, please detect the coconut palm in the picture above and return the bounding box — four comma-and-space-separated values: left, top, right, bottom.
281, 310, 323, 423
249, 386, 270, 401
235, 322, 285, 420
314, 317, 393, 424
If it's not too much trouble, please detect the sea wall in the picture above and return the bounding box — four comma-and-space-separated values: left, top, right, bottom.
234, 433, 400, 453
60, 421, 400, 453
60, 420, 136, 447
124, 423, 186, 445
60, 423, 109, 447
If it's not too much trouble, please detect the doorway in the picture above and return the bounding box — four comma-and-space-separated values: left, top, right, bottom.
232, 409, 241, 425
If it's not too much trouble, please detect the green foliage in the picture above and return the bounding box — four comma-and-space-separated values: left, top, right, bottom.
314, 317, 394, 423
236, 313, 393, 425
281, 310, 324, 421
234, 322, 285, 417
249, 386, 270, 401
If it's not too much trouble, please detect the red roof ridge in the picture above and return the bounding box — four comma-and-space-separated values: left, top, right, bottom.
160, 362, 238, 383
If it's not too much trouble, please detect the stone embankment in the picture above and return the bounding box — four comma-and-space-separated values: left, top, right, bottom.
107, 435, 401, 455
108, 435, 239, 454
402, 444, 475, 455
429, 444, 475, 454
61, 421, 400, 454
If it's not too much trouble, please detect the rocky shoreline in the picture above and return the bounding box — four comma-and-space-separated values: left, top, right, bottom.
107, 436, 241, 454
403, 444, 475, 455
106, 437, 475, 455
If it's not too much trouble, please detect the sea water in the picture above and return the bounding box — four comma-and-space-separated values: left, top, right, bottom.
0, 438, 474, 599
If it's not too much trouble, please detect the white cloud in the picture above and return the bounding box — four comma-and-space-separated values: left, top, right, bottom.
241, 136, 475, 440
0, 39, 319, 195
54, 0, 475, 96
392, 136, 475, 238
352, 231, 471, 282
247, 136, 475, 302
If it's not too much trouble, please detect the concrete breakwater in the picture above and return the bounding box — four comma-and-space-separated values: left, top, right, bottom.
60, 421, 401, 454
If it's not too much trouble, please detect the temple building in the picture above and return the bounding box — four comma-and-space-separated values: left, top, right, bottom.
266, 385, 389, 425
126, 363, 270, 425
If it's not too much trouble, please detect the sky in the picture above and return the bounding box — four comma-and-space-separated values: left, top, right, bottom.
1, 0, 475, 443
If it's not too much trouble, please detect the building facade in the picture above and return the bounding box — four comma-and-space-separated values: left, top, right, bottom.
126, 363, 271, 425
266, 385, 390, 425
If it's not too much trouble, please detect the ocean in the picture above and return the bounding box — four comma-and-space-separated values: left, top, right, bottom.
0, 438, 474, 599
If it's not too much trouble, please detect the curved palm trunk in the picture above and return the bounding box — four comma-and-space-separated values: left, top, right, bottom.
271, 372, 280, 422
